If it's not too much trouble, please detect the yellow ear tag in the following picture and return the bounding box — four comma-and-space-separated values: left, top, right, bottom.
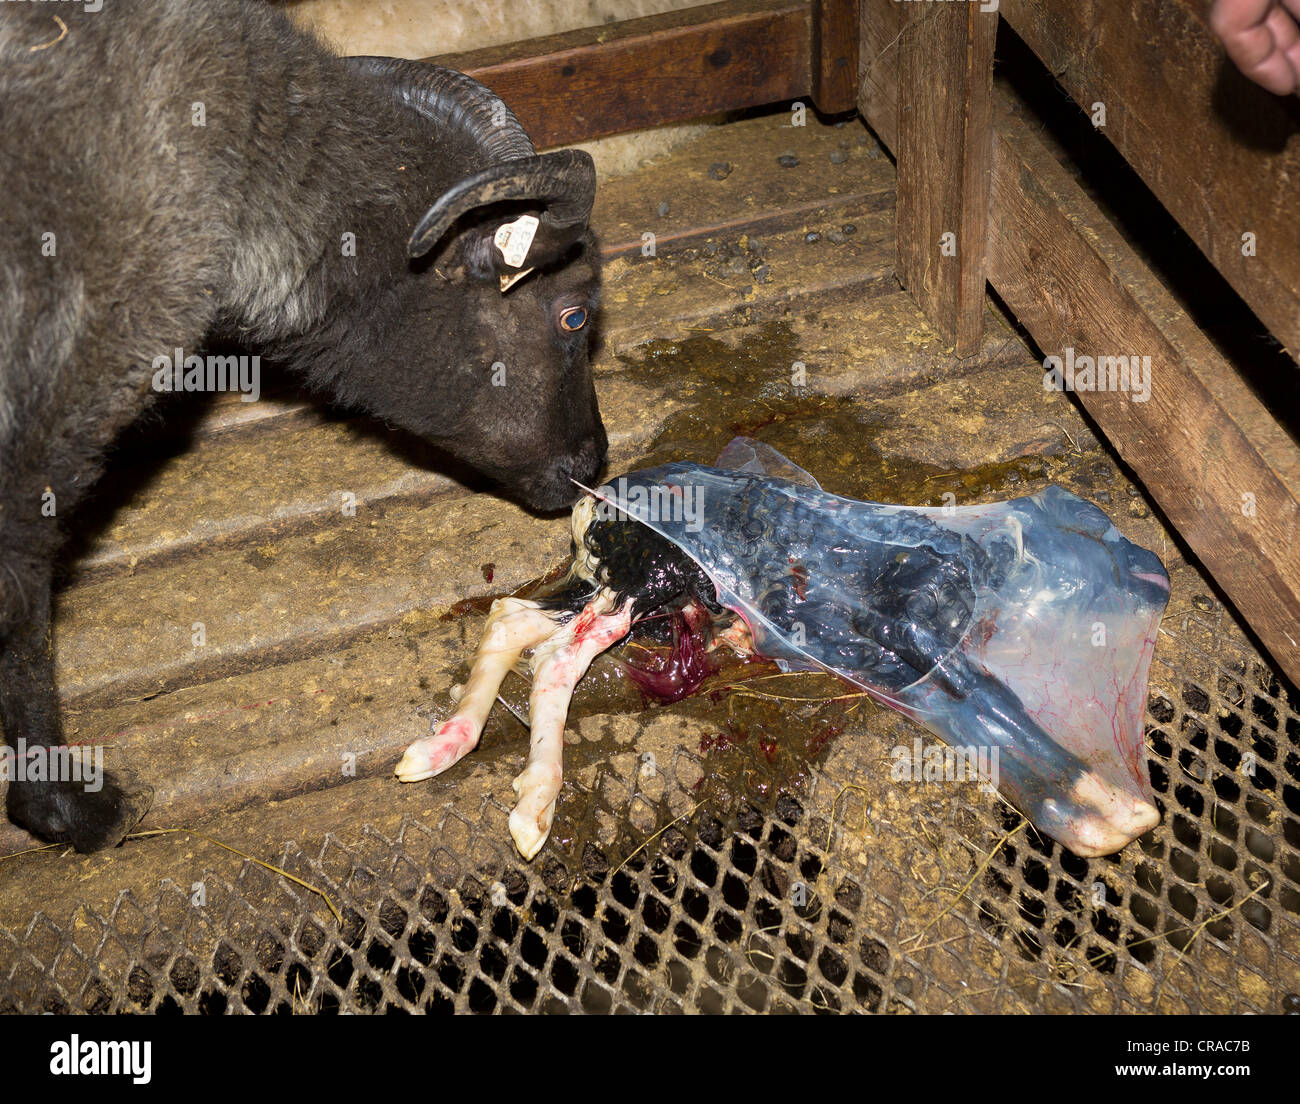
494, 214, 539, 293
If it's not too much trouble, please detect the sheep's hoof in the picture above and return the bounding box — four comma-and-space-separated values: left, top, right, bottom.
6, 769, 153, 852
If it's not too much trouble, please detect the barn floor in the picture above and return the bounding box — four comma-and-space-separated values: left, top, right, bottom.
1, 109, 1297, 1015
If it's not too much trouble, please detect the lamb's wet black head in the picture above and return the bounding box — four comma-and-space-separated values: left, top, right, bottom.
538, 493, 724, 624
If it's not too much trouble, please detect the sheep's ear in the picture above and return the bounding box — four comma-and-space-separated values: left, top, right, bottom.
410, 150, 596, 287
490, 214, 539, 292
451, 216, 541, 291
450, 210, 580, 293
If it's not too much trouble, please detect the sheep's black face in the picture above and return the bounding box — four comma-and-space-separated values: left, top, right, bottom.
428, 226, 606, 512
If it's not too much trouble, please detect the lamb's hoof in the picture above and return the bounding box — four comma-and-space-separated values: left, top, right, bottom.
508, 764, 561, 861
508, 806, 555, 862
395, 716, 478, 782
1039, 771, 1160, 857
6, 770, 153, 853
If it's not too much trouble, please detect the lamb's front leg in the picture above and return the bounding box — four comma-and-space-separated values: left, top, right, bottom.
396, 597, 560, 782
510, 598, 634, 860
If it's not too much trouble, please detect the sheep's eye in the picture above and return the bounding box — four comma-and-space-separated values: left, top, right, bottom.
559, 306, 587, 331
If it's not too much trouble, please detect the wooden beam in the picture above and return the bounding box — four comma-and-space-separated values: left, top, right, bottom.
988, 90, 1300, 686
426, 0, 813, 149
894, 3, 997, 356
812, 0, 860, 113
1001, 0, 1300, 360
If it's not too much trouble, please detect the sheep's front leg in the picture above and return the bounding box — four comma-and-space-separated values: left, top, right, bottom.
2, 550, 152, 851
510, 599, 633, 860
396, 597, 560, 782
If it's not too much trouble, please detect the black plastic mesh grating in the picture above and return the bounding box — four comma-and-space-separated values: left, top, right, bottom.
1, 580, 1297, 1015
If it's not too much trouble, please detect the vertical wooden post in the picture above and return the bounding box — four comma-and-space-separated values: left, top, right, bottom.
812, 0, 861, 113
895, 3, 997, 356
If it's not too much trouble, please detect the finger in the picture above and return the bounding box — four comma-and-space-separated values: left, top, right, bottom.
1210, 0, 1277, 40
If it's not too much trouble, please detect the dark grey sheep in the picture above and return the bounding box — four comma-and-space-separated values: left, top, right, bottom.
0, 0, 607, 850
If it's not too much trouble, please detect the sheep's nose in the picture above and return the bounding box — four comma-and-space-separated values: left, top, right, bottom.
524, 435, 606, 513
554, 434, 606, 491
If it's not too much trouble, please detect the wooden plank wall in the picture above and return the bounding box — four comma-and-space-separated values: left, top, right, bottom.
1000, 0, 1300, 360
990, 92, 1300, 685
429, 0, 858, 148
859, 0, 1300, 685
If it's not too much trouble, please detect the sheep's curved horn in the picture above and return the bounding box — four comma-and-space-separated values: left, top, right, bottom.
342, 55, 534, 164
405, 150, 596, 262
343, 56, 596, 264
